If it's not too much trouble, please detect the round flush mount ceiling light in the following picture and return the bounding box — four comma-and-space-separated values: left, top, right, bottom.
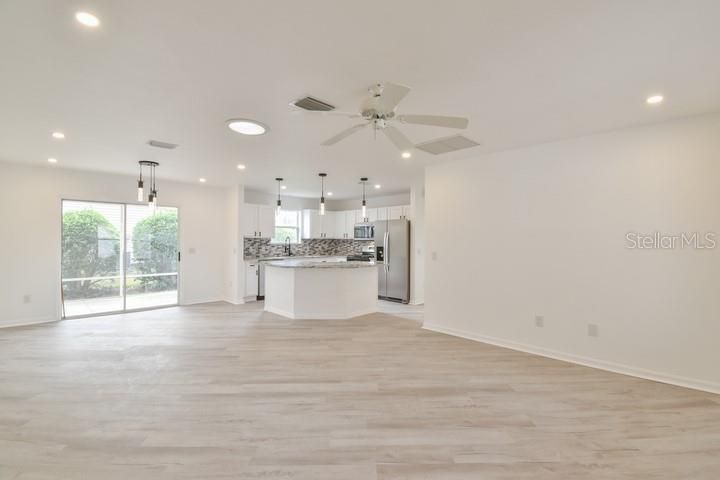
75, 11, 100, 27
52, 131, 65, 139
226, 119, 268, 136
199, 177, 207, 183
327, 191, 333, 196
374, 184, 381, 189
646, 95, 664, 105
48, 157, 58, 163
280, 185, 287, 190
237, 164, 246, 170
401, 151, 412, 159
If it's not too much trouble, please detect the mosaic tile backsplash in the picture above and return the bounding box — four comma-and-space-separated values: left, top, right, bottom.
244, 237, 373, 259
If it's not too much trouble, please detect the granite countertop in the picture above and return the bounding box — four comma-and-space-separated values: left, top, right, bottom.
265, 258, 378, 269
244, 255, 340, 262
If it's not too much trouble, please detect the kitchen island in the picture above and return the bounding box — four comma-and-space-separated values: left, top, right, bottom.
264, 258, 378, 319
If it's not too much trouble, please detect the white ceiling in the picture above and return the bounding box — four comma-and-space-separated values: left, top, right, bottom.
1, 0, 719, 199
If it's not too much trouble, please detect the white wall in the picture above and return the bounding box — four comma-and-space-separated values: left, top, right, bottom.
245, 189, 411, 212
329, 192, 411, 211
0, 162, 235, 327
424, 113, 720, 393
410, 175, 425, 305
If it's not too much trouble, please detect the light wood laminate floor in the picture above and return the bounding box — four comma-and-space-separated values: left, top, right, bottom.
1, 301, 719, 479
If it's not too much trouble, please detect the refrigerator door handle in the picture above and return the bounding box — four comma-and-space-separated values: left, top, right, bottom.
384, 231, 389, 272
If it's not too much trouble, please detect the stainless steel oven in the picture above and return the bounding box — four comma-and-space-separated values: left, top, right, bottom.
353, 223, 374, 240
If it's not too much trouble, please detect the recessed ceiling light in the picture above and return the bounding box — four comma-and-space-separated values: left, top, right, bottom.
75, 11, 100, 27
401, 151, 412, 159
327, 191, 333, 196
52, 132, 65, 139
280, 185, 287, 190
237, 164, 246, 170
226, 119, 267, 136
48, 158, 58, 163
199, 178, 207, 183
646, 95, 664, 105
374, 184, 381, 189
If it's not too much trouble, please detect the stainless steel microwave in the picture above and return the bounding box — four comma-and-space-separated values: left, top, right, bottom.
353, 223, 374, 240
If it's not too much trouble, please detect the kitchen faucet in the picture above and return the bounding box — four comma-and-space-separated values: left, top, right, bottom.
283, 236, 292, 256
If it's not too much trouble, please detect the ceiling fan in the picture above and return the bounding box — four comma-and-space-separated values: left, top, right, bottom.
317, 83, 469, 154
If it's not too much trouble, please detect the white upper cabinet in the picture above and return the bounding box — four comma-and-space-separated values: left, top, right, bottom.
344, 210, 359, 238
388, 206, 404, 220
402, 204, 413, 220
301, 205, 410, 239
377, 207, 388, 221
257, 205, 276, 238
303, 209, 321, 239
303, 209, 338, 238
243, 204, 276, 238
375, 205, 412, 221
242, 203, 259, 237
363, 208, 378, 223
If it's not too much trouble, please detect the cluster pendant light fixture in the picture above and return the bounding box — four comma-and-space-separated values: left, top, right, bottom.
318, 173, 327, 215
275, 177, 284, 216
360, 177, 368, 220
137, 161, 159, 210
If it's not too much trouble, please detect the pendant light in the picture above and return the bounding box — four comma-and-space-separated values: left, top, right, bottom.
138, 161, 159, 210
275, 177, 283, 216
137, 164, 144, 202
318, 173, 327, 216
360, 177, 368, 220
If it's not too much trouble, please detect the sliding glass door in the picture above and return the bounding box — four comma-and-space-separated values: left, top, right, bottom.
61, 200, 178, 318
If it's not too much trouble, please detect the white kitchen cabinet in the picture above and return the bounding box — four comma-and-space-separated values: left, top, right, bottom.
344, 210, 359, 238
361, 207, 377, 223
245, 262, 259, 297
302, 209, 336, 238
243, 204, 276, 238
333, 211, 346, 239
401, 204, 412, 220
388, 206, 404, 220
242, 203, 259, 237
257, 205, 276, 238
384, 205, 412, 221
377, 207, 388, 221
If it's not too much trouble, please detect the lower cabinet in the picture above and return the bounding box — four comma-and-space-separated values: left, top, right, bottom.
246, 262, 259, 297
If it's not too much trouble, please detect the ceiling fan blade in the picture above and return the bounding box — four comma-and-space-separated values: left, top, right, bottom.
376, 82, 411, 112
396, 114, 469, 129
383, 126, 414, 152
321, 123, 368, 146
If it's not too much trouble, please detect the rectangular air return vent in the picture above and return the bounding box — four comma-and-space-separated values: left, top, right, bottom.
147, 140, 178, 149
415, 134, 480, 155
292, 96, 335, 112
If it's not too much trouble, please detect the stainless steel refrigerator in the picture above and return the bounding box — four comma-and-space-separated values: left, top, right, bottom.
373, 219, 410, 303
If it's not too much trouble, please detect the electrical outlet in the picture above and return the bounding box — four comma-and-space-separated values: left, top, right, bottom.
23, 294, 31, 304
588, 324, 599, 337
431, 251, 438, 261
535, 315, 544, 327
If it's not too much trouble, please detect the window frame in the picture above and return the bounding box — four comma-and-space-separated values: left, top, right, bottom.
270, 210, 302, 244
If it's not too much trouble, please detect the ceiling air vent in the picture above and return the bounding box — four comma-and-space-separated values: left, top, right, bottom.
292, 96, 335, 112
147, 140, 178, 149
415, 134, 481, 155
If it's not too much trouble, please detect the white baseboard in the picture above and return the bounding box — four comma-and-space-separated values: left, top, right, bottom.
423, 323, 720, 395
265, 306, 376, 320
180, 297, 226, 306
0, 316, 57, 330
